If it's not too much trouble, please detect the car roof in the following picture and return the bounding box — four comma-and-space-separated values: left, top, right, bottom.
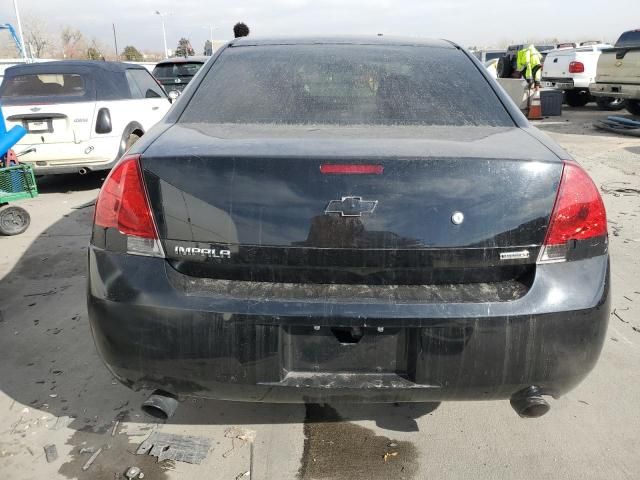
5, 60, 146, 75
156, 56, 209, 64
229, 36, 456, 49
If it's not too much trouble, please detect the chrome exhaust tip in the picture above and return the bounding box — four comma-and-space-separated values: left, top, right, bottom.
510, 386, 551, 418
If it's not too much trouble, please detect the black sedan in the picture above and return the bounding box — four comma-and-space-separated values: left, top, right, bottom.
88, 37, 610, 419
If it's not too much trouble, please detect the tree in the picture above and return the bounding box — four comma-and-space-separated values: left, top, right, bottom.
122, 45, 143, 61
203, 40, 212, 56
175, 38, 194, 57
24, 15, 53, 58
61, 27, 85, 58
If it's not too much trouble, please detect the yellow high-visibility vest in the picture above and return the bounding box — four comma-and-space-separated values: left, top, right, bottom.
516, 45, 542, 81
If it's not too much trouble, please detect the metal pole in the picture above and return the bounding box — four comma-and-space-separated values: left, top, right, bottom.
12, 0, 28, 61
112, 23, 119, 59
160, 15, 168, 59
210, 26, 213, 53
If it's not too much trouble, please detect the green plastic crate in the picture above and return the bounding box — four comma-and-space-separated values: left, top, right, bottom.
0, 165, 39, 203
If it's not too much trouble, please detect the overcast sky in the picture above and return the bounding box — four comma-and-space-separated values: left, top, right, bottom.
2, 0, 639, 54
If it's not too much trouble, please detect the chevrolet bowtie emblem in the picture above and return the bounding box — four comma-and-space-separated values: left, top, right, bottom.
325, 196, 378, 217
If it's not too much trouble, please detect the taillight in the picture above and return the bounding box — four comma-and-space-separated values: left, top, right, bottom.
94, 154, 164, 257
569, 61, 585, 73
538, 161, 607, 263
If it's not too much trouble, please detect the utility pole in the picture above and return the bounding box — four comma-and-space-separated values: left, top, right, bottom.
210, 26, 214, 52
12, 0, 28, 61
155, 11, 168, 59
112, 23, 119, 59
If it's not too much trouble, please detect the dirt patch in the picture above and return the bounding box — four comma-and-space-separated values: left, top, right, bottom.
58, 423, 174, 480
298, 404, 418, 480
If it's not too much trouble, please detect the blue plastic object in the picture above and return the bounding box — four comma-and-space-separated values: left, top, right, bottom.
0, 125, 27, 158
0, 103, 27, 158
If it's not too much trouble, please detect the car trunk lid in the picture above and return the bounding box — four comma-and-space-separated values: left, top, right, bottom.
2, 102, 97, 145
141, 124, 563, 285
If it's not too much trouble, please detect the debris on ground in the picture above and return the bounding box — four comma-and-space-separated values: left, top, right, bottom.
81, 447, 102, 471
111, 419, 120, 436
125, 466, 143, 479
594, 116, 640, 137
44, 444, 58, 463
235, 471, 250, 480
223, 427, 256, 458
613, 308, 629, 323
601, 182, 640, 197
79, 447, 96, 454
136, 432, 211, 465
383, 451, 399, 462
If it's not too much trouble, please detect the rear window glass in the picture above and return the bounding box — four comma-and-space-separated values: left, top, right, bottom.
181, 45, 513, 127
616, 31, 640, 48
1, 73, 85, 98
485, 51, 505, 61
153, 62, 204, 78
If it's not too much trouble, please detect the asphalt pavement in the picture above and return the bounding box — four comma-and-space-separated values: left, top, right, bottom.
1, 105, 639, 480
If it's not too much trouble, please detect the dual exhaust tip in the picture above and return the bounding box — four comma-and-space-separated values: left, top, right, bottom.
140, 386, 551, 420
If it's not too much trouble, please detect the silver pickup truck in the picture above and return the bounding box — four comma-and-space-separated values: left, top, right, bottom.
590, 30, 640, 115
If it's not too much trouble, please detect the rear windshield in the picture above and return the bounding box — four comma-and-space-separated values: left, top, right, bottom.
153, 62, 204, 78
485, 51, 505, 61
616, 30, 640, 48
181, 45, 514, 127
1, 73, 86, 98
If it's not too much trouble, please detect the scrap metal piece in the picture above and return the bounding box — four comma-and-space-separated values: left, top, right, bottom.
44, 444, 58, 463
136, 432, 211, 465
82, 447, 102, 471
125, 466, 141, 479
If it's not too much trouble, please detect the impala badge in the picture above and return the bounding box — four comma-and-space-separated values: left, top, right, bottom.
325, 196, 378, 217
174, 246, 231, 258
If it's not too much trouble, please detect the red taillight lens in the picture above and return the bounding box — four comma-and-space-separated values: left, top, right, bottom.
320, 164, 384, 175
540, 161, 607, 262
569, 61, 585, 73
94, 155, 158, 239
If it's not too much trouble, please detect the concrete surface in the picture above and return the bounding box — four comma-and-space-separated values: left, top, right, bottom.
1, 106, 639, 480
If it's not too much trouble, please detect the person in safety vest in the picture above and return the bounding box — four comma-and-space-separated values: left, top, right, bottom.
516, 45, 543, 87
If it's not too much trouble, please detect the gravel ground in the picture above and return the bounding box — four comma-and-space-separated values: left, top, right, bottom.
0, 105, 639, 480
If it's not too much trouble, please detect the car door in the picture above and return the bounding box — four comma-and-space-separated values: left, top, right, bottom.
125, 69, 171, 130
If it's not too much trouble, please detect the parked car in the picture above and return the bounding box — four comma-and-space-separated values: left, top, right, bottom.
152, 57, 208, 100
0, 61, 171, 175
542, 43, 625, 110
88, 37, 610, 419
590, 29, 640, 115
473, 49, 506, 63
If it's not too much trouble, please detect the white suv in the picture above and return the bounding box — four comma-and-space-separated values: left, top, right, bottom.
0, 61, 171, 175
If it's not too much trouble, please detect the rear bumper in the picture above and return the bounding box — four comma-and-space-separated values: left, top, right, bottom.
589, 82, 640, 99
87, 248, 610, 403
15, 136, 120, 174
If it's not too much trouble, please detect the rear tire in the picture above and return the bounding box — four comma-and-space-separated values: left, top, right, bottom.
565, 89, 590, 107
625, 99, 640, 116
0, 204, 30, 236
596, 97, 627, 111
